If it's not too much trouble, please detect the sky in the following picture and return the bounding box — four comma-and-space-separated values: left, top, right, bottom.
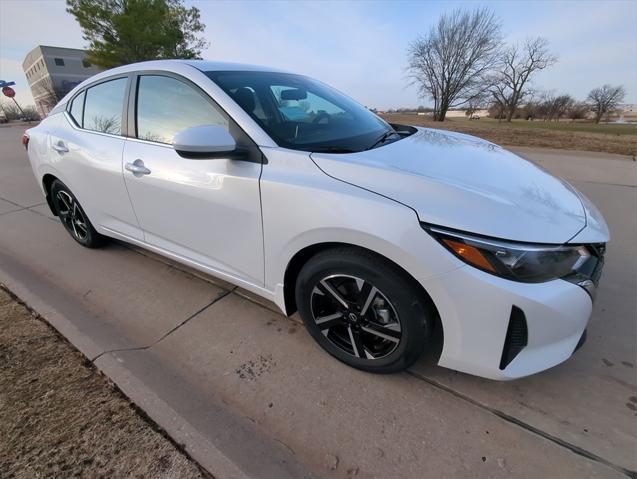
1, 0, 636, 110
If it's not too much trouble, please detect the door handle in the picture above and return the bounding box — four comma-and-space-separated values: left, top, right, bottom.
51, 141, 68, 153
125, 159, 151, 176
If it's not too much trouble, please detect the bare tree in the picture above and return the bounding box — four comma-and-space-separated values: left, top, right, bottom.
552, 95, 575, 122
567, 102, 589, 121
0, 102, 39, 121
489, 37, 557, 122
487, 100, 506, 121
407, 7, 501, 121
535, 92, 574, 121
587, 85, 625, 123
0, 102, 22, 120
39, 78, 67, 113
465, 93, 488, 118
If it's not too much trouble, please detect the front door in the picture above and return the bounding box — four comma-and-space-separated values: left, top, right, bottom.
122, 73, 264, 285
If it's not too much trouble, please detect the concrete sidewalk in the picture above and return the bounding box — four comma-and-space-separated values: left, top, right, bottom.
1, 125, 635, 478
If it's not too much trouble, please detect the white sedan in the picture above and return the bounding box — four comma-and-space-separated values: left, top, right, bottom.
24, 60, 609, 379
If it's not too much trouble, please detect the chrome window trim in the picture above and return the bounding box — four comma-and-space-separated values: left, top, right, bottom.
125, 135, 173, 149
63, 111, 126, 141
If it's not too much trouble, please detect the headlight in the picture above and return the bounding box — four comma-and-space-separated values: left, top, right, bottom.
424, 225, 591, 283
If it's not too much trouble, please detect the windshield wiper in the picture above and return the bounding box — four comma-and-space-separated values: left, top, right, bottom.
310, 146, 358, 154
366, 129, 398, 151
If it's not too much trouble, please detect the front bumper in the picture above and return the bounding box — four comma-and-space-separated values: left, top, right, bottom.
420, 265, 595, 380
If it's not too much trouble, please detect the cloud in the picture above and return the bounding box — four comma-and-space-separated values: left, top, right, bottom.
0, 0, 635, 109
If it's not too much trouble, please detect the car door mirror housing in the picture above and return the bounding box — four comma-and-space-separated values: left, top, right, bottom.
173, 125, 246, 160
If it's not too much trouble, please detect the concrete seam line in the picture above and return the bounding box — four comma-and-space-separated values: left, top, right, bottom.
25, 207, 59, 222
90, 287, 237, 362
566, 179, 637, 189
406, 370, 637, 479
0, 194, 24, 207
152, 287, 237, 345
25, 201, 48, 208
568, 180, 637, 188
0, 208, 26, 216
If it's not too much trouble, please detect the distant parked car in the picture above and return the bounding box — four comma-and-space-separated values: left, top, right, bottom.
23, 60, 609, 379
470, 114, 480, 120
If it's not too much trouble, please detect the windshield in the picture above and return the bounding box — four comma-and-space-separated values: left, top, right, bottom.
206, 71, 393, 152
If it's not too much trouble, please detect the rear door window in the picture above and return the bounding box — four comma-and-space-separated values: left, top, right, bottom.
68, 90, 85, 127
83, 78, 128, 135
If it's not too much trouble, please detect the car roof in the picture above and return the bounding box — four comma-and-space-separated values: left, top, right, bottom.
95, 59, 290, 75
53, 59, 294, 113
182, 60, 290, 73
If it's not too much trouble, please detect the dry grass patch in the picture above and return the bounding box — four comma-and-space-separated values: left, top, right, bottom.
0, 288, 206, 479
382, 114, 637, 157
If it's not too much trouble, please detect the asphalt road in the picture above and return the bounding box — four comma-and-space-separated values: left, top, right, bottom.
1, 124, 636, 478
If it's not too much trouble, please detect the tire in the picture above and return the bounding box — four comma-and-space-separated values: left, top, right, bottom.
295, 247, 432, 373
50, 179, 107, 248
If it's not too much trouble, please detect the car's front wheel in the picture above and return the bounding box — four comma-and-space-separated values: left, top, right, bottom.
295, 247, 432, 373
50, 179, 107, 248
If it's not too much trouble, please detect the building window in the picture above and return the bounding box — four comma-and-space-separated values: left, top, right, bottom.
54, 58, 65, 66
82, 60, 91, 68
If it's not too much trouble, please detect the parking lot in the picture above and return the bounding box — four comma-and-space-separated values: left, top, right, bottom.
1, 123, 635, 478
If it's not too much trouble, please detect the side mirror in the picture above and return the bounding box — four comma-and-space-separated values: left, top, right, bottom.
173, 125, 246, 159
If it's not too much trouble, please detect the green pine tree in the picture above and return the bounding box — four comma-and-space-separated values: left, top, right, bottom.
66, 0, 209, 68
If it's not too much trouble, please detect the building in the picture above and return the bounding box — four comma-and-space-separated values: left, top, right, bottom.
22, 45, 103, 116
445, 109, 490, 118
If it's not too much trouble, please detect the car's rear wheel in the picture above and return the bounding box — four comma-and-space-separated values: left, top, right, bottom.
295, 247, 432, 373
50, 179, 107, 248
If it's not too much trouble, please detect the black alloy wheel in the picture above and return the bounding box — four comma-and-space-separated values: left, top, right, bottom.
50, 179, 106, 248
296, 247, 432, 373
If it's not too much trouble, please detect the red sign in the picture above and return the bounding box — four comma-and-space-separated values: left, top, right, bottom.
2, 86, 15, 98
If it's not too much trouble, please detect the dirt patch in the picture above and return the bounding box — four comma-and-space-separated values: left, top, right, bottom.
0, 288, 206, 478
382, 114, 637, 157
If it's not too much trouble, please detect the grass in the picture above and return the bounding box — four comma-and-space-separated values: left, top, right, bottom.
0, 288, 206, 478
483, 119, 637, 136
381, 114, 637, 157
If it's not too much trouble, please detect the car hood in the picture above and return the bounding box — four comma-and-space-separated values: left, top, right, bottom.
311, 127, 606, 244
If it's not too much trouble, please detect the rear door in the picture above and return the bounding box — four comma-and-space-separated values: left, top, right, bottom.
49, 75, 142, 240
122, 72, 264, 285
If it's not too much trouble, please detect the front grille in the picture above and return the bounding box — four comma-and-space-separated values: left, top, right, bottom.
499, 306, 528, 370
